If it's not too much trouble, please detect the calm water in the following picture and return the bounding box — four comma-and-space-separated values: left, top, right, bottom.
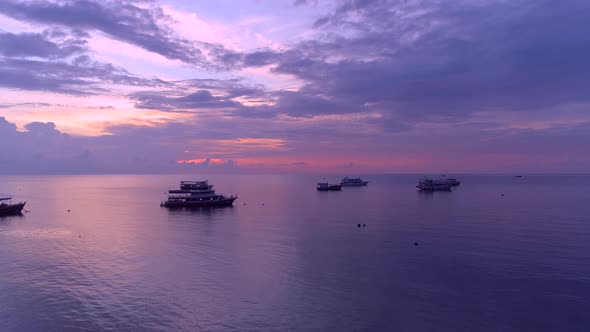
1, 174, 590, 331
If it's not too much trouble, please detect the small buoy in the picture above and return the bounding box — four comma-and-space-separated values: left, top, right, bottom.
501, 194, 505, 197
67, 209, 71, 212
357, 224, 361, 227
414, 242, 419, 246
363, 224, 366, 227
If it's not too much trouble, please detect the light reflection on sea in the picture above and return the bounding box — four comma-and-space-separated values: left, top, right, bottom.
1, 174, 590, 331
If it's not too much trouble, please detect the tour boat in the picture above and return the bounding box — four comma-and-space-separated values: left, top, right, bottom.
317, 182, 342, 191
340, 177, 369, 186
416, 178, 452, 191
440, 175, 461, 186
161, 180, 237, 208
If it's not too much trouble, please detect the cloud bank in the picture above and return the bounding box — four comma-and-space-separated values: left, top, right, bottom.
1, 0, 589, 173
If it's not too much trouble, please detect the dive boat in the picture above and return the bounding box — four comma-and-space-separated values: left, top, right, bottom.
340, 177, 368, 186
416, 178, 452, 191
317, 182, 342, 191
440, 175, 461, 186
0, 196, 26, 216
161, 180, 237, 208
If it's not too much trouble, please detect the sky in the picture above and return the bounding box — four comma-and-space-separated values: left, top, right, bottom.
0, 0, 589, 174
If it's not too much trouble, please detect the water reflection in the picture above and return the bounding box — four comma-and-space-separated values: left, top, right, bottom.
0, 213, 25, 221
165, 205, 236, 220
1, 174, 590, 331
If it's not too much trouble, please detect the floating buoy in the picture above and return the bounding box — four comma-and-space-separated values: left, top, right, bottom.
67, 209, 71, 212
414, 242, 419, 246
357, 224, 361, 227
501, 194, 505, 197
363, 224, 366, 227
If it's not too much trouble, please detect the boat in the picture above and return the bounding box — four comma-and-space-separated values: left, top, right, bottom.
161, 180, 237, 208
340, 177, 368, 186
440, 175, 461, 186
0, 196, 26, 216
317, 182, 342, 191
416, 178, 452, 191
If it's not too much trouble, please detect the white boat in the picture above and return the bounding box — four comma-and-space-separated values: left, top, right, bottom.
161, 180, 237, 207
317, 182, 342, 191
440, 175, 461, 186
340, 177, 368, 186
416, 178, 452, 191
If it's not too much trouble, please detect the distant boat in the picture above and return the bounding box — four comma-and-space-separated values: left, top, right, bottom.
416, 178, 452, 191
161, 180, 237, 208
440, 175, 461, 186
0, 196, 26, 216
340, 177, 368, 186
515, 175, 523, 178
317, 182, 342, 191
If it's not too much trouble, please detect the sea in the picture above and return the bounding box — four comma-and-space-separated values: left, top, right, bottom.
1, 174, 589, 331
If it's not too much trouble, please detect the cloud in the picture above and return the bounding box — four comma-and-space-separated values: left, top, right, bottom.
0, 116, 93, 174
0, 29, 87, 58
2, 0, 590, 174
0, 0, 216, 66
293, 0, 314, 6
215, 0, 590, 131
132, 89, 241, 112
128, 78, 273, 114
0, 56, 167, 94
0, 17, 169, 95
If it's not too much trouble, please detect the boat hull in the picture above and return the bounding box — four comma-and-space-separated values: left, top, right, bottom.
161, 197, 237, 208
416, 185, 452, 192
0, 202, 26, 216
341, 182, 368, 187
317, 185, 342, 191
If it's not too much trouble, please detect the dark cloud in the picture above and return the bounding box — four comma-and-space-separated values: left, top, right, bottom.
242, 51, 280, 67
0, 0, 212, 66
293, 0, 313, 6
129, 78, 273, 114
0, 56, 167, 94
0, 14, 169, 95
2, 114, 589, 174
132, 90, 241, 112
0, 117, 93, 174
2, 0, 590, 173
0, 29, 86, 58
232, 0, 590, 131
0, 117, 244, 174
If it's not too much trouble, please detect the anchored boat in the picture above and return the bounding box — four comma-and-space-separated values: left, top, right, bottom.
161, 180, 237, 208
0, 196, 26, 216
317, 182, 342, 191
340, 177, 368, 186
440, 175, 461, 186
416, 178, 452, 191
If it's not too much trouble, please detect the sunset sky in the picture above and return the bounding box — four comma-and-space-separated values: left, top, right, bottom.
1, 0, 589, 174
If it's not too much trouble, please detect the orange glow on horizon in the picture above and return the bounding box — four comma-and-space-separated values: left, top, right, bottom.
177, 158, 225, 165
